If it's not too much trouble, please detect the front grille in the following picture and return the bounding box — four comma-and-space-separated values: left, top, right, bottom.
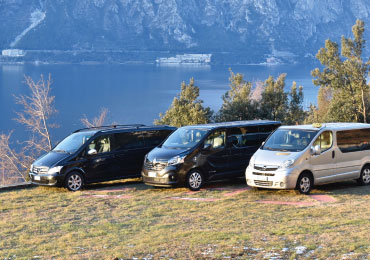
254, 180, 273, 187
144, 161, 167, 171
32, 166, 49, 175
254, 165, 278, 171
253, 172, 275, 177
143, 176, 169, 184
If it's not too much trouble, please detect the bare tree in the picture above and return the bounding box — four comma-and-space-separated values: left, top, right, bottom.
14, 74, 57, 151
0, 74, 57, 185
0, 132, 34, 184
250, 80, 264, 102
81, 107, 109, 127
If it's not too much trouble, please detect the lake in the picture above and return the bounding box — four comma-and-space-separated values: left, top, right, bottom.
0, 63, 319, 143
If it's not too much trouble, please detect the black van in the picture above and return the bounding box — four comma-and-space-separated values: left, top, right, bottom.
29, 125, 176, 191
142, 120, 280, 190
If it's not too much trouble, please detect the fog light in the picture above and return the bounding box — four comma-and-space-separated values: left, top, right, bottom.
280, 182, 285, 188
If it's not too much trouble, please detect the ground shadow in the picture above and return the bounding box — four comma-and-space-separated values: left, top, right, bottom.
312, 180, 370, 195
83, 178, 149, 191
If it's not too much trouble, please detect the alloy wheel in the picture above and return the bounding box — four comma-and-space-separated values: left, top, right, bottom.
362, 168, 370, 184
68, 174, 82, 191
299, 176, 311, 193
189, 172, 202, 189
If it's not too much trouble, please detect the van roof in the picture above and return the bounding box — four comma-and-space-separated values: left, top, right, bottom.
74, 124, 176, 134
183, 120, 280, 129
280, 123, 370, 131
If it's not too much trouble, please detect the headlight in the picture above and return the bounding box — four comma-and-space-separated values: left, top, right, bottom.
47, 166, 63, 174
168, 155, 186, 166
280, 159, 295, 169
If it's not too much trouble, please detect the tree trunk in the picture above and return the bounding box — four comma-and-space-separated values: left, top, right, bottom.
41, 111, 52, 150
361, 88, 367, 123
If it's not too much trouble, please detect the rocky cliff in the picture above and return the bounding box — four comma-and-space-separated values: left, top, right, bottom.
1, 0, 370, 63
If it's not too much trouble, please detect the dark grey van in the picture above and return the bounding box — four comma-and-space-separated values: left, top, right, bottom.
29, 125, 176, 191
142, 120, 280, 190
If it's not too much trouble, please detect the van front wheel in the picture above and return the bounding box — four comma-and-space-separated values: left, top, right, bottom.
65, 172, 84, 191
296, 173, 313, 195
186, 170, 204, 191
357, 166, 370, 185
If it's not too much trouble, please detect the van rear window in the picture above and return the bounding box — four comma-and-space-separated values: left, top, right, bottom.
337, 128, 370, 153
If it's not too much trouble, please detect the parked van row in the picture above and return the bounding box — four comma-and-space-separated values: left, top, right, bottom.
30, 121, 370, 194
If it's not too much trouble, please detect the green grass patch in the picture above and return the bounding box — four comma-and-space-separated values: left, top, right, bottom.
0, 179, 369, 259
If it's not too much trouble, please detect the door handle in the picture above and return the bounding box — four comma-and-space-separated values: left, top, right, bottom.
332, 150, 335, 159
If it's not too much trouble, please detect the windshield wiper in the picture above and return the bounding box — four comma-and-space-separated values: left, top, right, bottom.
264, 147, 289, 152
264, 147, 278, 151
53, 149, 70, 154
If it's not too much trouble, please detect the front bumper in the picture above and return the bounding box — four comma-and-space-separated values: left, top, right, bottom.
142, 164, 184, 187
29, 172, 62, 186
245, 165, 298, 189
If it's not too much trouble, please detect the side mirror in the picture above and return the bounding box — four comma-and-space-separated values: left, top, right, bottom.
262, 141, 265, 146
87, 149, 97, 156
310, 145, 321, 155
202, 143, 212, 151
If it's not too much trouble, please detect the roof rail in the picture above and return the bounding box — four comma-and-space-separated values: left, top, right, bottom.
74, 124, 146, 133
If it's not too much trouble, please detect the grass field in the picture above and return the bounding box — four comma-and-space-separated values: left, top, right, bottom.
0, 178, 369, 260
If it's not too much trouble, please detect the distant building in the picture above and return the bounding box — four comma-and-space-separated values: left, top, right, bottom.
156, 54, 212, 64
2, 49, 25, 57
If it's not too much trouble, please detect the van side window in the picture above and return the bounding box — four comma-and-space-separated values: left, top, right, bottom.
337, 128, 370, 153
89, 135, 112, 154
313, 131, 333, 152
205, 130, 226, 149
258, 125, 274, 141
258, 125, 274, 133
227, 127, 260, 147
143, 130, 172, 147
114, 132, 145, 150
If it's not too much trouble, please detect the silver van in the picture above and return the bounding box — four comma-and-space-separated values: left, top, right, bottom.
245, 123, 370, 194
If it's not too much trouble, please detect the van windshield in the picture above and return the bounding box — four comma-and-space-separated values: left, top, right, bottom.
53, 131, 96, 154
262, 129, 318, 152
162, 128, 208, 149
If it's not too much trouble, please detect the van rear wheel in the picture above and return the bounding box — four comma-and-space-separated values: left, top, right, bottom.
296, 173, 313, 195
65, 171, 84, 191
186, 170, 204, 191
357, 166, 370, 186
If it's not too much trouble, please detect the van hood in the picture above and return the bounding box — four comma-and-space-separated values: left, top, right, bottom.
33, 151, 70, 167
252, 149, 303, 166
147, 147, 189, 162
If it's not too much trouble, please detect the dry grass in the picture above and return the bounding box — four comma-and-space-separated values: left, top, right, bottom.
0, 179, 369, 260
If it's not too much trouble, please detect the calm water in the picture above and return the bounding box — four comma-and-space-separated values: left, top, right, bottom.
0, 63, 319, 143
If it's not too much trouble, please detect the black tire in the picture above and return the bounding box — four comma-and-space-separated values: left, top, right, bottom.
357, 166, 370, 186
186, 169, 204, 191
65, 171, 84, 191
296, 172, 313, 195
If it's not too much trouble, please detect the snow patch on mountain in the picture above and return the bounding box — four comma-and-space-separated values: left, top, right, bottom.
10, 9, 46, 48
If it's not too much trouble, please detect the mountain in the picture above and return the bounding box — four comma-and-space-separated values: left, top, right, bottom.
1, 0, 370, 64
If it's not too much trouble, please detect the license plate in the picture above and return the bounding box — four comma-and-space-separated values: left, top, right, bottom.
256, 175, 268, 181
34, 175, 41, 181
148, 171, 157, 177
